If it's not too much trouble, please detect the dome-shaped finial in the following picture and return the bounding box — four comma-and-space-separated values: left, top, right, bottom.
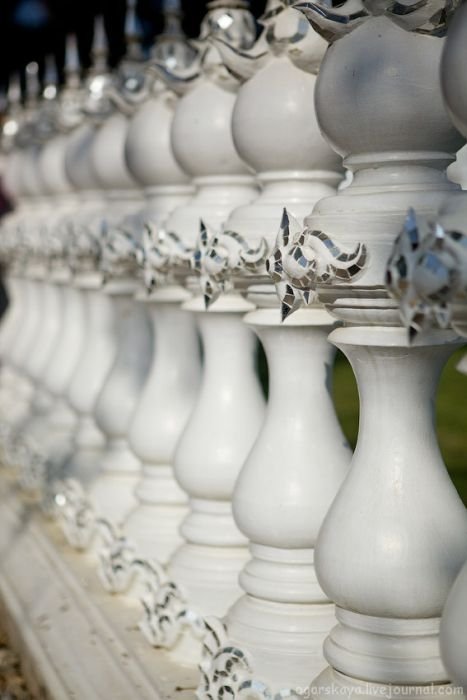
151, 0, 199, 71
65, 34, 81, 85
25, 61, 40, 107
125, 0, 144, 60
43, 54, 58, 99
91, 15, 108, 73
7, 73, 21, 108
162, 0, 184, 35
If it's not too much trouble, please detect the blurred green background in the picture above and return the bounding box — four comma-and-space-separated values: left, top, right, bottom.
333, 347, 467, 505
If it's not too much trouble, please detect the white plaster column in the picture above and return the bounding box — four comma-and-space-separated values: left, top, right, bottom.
216, 306, 349, 690
265, 4, 467, 695
440, 561, 467, 693
0, 186, 37, 417
138, 2, 268, 663
122, 14, 201, 560
4, 208, 52, 430
195, 5, 352, 692
0, 142, 30, 378
20, 268, 62, 416
169, 293, 265, 621
313, 327, 467, 694
2, 71, 53, 423
126, 287, 200, 563
37, 274, 85, 465
61, 21, 126, 483
128, 1, 267, 663
75, 17, 158, 514
88, 281, 152, 523
65, 272, 116, 482
434, 7, 467, 693
34, 122, 81, 450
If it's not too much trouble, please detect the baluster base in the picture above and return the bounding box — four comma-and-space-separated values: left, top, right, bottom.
311, 668, 460, 700
124, 464, 187, 563
87, 440, 140, 523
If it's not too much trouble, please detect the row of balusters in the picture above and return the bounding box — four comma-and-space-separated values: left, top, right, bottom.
0, 0, 467, 697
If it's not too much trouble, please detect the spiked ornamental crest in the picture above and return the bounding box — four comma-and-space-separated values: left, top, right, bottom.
267, 209, 367, 321
136, 222, 193, 292
292, 0, 460, 42
192, 220, 268, 309
386, 208, 467, 341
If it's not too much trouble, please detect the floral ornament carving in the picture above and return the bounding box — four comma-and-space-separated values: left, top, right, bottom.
138, 559, 207, 648
197, 619, 300, 700
2, 430, 46, 492
293, 0, 460, 42
386, 207, 467, 341
152, 1, 257, 93
137, 222, 193, 291
0, 228, 23, 270
0, 427, 47, 493
0, 423, 13, 465
100, 220, 141, 283
46, 222, 68, 271
267, 209, 367, 321
1, 429, 24, 470
53, 479, 98, 550
192, 220, 268, 308
97, 521, 138, 594
17, 438, 47, 494
66, 220, 102, 274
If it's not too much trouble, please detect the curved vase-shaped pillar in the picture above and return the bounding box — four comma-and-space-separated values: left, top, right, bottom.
197, 5, 350, 695
88, 284, 152, 524
278, 4, 467, 695
65, 275, 117, 482
168, 292, 265, 665
440, 560, 467, 692
312, 327, 467, 696
125, 286, 201, 563
220, 307, 350, 692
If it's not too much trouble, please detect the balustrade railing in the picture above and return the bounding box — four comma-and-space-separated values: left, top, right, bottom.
0, 0, 466, 698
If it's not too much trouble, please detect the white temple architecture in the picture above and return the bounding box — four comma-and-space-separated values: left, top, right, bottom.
0, 0, 467, 697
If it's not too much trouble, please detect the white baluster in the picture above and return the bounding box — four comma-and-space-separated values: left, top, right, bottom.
126, 289, 200, 562
169, 294, 264, 645
88, 286, 152, 522
196, 5, 351, 692
36, 120, 82, 455
313, 326, 467, 693
66, 280, 116, 481
437, 6, 467, 693
275, 4, 467, 695
148, 1, 265, 664
38, 282, 85, 462
441, 561, 467, 692
121, 7, 199, 557
217, 306, 349, 691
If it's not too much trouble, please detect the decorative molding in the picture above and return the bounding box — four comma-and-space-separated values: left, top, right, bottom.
197, 620, 300, 700
192, 220, 268, 308
0, 482, 199, 699
17, 438, 47, 495
138, 559, 207, 648
53, 479, 99, 550
293, 0, 457, 43
137, 222, 192, 290
266, 209, 367, 320
97, 521, 139, 594
0, 430, 47, 495
66, 221, 103, 274
386, 207, 467, 340
100, 220, 141, 282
